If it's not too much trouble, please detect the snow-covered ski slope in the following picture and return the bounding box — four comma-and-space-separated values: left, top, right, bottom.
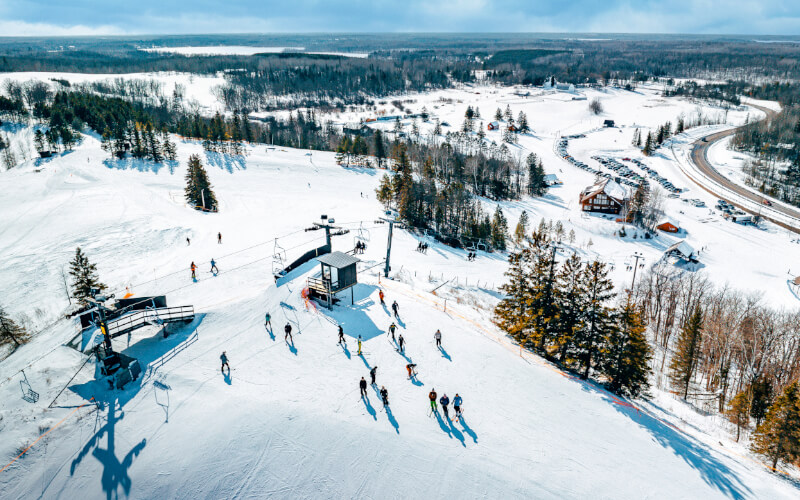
1, 81, 799, 499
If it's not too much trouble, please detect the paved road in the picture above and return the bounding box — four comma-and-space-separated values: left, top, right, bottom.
688, 103, 800, 234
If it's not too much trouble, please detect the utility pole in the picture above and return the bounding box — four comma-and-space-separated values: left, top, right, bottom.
630, 251, 645, 291
380, 212, 398, 278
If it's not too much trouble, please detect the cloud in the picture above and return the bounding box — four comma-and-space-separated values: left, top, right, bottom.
0, 20, 123, 36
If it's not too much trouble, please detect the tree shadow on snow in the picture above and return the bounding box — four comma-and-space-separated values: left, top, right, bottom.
102, 157, 179, 175
204, 151, 246, 173
577, 378, 752, 500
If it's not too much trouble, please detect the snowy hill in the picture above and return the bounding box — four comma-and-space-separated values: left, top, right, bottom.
1, 82, 800, 498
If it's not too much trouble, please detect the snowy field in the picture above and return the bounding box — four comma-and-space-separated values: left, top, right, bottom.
1, 80, 800, 498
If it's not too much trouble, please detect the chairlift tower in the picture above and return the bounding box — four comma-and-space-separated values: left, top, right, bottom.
380, 211, 399, 278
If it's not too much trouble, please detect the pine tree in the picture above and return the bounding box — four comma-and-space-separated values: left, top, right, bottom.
669, 306, 704, 400
504, 105, 513, 121
490, 206, 508, 250
495, 108, 503, 121
727, 391, 750, 442
750, 377, 774, 427
34, 129, 45, 153
601, 301, 651, 397
528, 245, 560, 354
643, 131, 654, 156
676, 116, 685, 134
750, 382, 800, 469
374, 129, 386, 168
184, 154, 217, 211
554, 253, 584, 363
574, 260, 616, 379
68, 247, 106, 304
494, 249, 534, 344
631, 128, 640, 147
514, 210, 529, 244
517, 111, 530, 133
375, 174, 394, 209
0, 306, 30, 347
527, 153, 546, 196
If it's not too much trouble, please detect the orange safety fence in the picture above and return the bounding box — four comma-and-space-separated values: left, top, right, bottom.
0, 397, 96, 474
300, 287, 317, 312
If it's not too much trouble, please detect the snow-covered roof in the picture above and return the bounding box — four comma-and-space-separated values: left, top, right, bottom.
544, 174, 559, 181
580, 178, 628, 204
488, 121, 499, 127
316, 251, 360, 268
666, 241, 696, 259
658, 218, 680, 228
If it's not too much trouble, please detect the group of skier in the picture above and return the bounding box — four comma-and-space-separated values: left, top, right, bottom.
353, 241, 367, 254
188, 232, 223, 279
428, 389, 463, 421
416, 241, 429, 253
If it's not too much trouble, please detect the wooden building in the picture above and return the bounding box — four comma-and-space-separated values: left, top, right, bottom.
307, 252, 360, 308
656, 218, 680, 233
579, 178, 629, 215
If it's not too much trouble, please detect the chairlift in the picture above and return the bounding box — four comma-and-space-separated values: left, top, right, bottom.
19, 370, 39, 404
271, 240, 287, 275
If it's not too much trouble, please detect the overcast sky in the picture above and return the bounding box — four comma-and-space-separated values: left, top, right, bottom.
1, 0, 799, 36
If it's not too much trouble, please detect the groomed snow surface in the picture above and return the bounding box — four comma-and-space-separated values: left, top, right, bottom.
1, 82, 799, 499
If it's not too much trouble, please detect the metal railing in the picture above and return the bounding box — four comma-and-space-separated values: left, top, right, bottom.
107, 305, 195, 338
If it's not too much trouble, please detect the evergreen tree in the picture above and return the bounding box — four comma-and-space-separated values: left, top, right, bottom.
676, 116, 685, 134
490, 206, 508, 250
0, 306, 30, 348
504, 105, 513, 121
514, 210, 529, 244
34, 129, 45, 153
374, 129, 386, 168
184, 154, 217, 211
494, 249, 534, 344
528, 245, 560, 354
750, 382, 800, 469
527, 153, 546, 196
554, 253, 584, 363
465, 105, 474, 120
601, 301, 651, 397
376, 174, 394, 209
631, 128, 640, 147
727, 391, 750, 442
68, 247, 106, 304
750, 377, 774, 427
495, 108, 503, 121
669, 306, 704, 400
574, 260, 616, 379
517, 111, 530, 133
643, 131, 654, 156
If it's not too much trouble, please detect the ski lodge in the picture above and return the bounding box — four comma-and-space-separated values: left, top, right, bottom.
543, 174, 562, 186
579, 178, 629, 215
665, 240, 698, 263
488, 121, 500, 130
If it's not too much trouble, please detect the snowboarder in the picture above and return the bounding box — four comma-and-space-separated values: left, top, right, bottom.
210, 258, 218, 274
338, 325, 346, 344
429, 389, 438, 412
380, 386, 389, 406
378, 289, 385, 305
359, 377, 368, 397
391, 300, 399, 318
453, 394, 463, 420
217, 232, 222, 244
398, 334, 405, 353
220, 351, 229, 373
370, 366, 377, 386
440, 394, 450, 419
357, 335, 363, 355
284, 322, 293, 342
406, 363, 417, 379
434, 329, 442, 348
264, 312, 272, 329
191, 261, 197, 279
388, 322, 397, 342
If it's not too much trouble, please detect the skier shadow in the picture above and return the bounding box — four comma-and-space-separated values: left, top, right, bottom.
340, 342, 351, 359
286, 339, 298, 356
459, 417, 478, 443
385, 406, 400, 434
361, 395, 377, 421
223, 369, 232, 385
395, 316, 406, 329
446, 416, 466, 447
581, 381, 752, 499
265, 324, 275, 341
409, 375, 424, 387
438, 346, 452, 361
358, 352, 370, 369
433, 410, 452, 438
69, 398, 147, 500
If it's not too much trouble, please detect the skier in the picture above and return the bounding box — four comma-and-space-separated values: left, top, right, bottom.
264, 312, 272, 329
406, 363, 417, 379
284, 322, 293, 342
370, 366, 377, 386
380, 386, 389, 406
186, 237, 191, 246
434, 329, 442, 348
217, 232, 222, 244
190, 261, 197, 279
398, 334, 405, 353
388, 322, 397, 342
357, 335, 363, 355
378, 289, 385, 305
391, 300, 399, 318
453, 394, 463, 421
440, 393, 450, 419
338, 325, 346, 344
210, 258, 218, 274
220, 351, 229, 373
428, 389, 438, 413
359, 377, 368, 398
